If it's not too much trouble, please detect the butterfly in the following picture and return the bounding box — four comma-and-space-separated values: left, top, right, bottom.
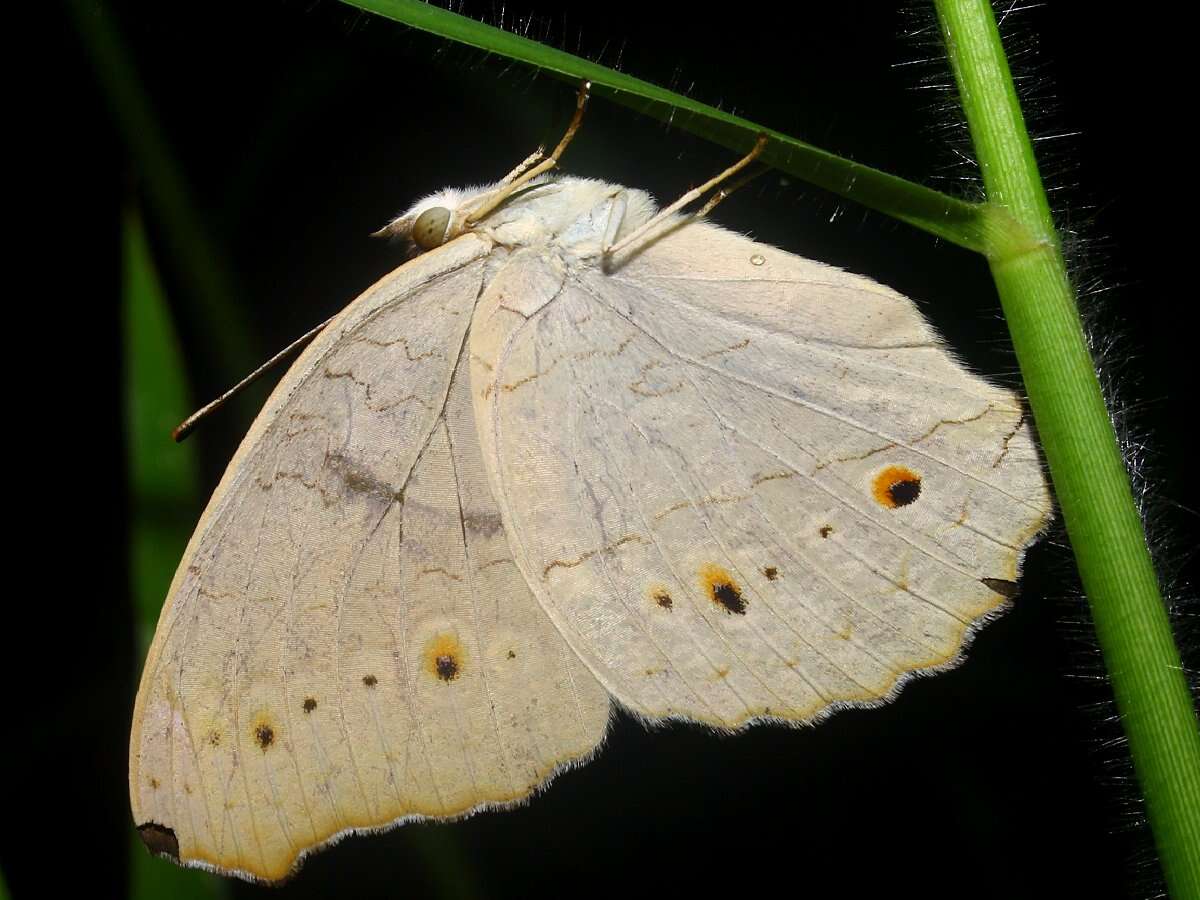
130, 91, 1051, 882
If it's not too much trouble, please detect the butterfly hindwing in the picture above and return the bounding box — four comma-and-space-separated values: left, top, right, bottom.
471, 217, 1051, 729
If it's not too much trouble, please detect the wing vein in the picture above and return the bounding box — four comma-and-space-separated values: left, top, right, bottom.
582, 278, 1039, 512
556, 375, 694, 714
443, 412, 521, 797
580, 384, 845, 702
659, 354, 953, 659
569, 361, 760, 719
611, 274, 989, 375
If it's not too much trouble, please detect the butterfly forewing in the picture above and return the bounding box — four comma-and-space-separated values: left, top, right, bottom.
130, 235, 609, 882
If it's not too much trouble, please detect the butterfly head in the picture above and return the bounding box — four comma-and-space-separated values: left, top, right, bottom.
372, 183, 507, 254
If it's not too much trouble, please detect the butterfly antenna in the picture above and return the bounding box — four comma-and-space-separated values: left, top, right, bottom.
605, 134, 769, 259
171, 314, 337, 443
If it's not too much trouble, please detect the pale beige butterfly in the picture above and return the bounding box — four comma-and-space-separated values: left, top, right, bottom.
130, 97, 1052, 882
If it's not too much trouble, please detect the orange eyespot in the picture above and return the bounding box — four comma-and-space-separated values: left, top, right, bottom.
251, 714, 276, 751
872, 466, 922, 509
424, 633, 466, 682
700, 563, 747, 615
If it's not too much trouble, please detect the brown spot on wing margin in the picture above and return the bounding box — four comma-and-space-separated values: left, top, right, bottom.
137, 823, 179, 862
982, 577, 1020, 599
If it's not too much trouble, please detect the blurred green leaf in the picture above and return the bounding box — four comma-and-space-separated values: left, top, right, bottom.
123, 206, 200, 644
123, 206, 226, 900
72, 0, 257, 390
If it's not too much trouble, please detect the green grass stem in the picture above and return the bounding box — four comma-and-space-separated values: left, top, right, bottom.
934, 3, 1200, 896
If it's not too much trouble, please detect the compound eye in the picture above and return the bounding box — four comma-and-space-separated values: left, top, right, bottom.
411, 206, 452, 250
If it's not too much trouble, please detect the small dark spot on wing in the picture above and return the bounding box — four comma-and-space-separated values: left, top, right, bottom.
713, 582, 745, 614
362, 674, 378, 688
889, 479, 921, 506
327, 452, 398, 503
819, 525, 833, 538
650, 586, 673, 610
763, 566, 779, 581
254, 723, 274, 750
302, 697, 318, 713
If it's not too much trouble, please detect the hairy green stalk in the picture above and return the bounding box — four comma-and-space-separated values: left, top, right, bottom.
934, 2, 1200, 897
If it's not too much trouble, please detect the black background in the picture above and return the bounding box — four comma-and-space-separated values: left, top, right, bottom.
24, 2, 1197, 898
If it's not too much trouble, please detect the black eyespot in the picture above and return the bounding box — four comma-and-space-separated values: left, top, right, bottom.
872, 466, 922, 509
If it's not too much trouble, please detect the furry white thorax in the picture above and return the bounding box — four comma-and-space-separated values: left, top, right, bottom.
391, 175, 661, 260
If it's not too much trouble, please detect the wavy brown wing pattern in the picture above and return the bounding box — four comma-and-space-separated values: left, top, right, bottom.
471, 223, 1051, 729
130, 235, 610, 882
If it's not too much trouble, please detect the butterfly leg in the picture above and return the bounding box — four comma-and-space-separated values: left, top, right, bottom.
454, 145, 554, 226
600, 194, 628, 252
695, 164, 767, 217
603, 134, 768, 260
453, 82, 591, 234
